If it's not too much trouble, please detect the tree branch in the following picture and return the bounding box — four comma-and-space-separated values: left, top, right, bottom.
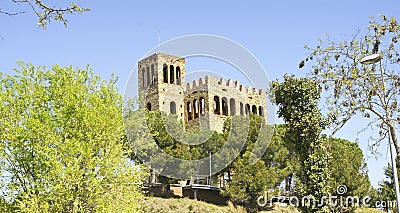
0, 9, 25, 16
2, 0, 90, 28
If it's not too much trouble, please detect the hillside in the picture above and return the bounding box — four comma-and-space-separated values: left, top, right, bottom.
139, 196, 386, 213
139, 196, 299, 213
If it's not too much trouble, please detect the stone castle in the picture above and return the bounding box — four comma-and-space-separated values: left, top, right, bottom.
138, 53, 267, 132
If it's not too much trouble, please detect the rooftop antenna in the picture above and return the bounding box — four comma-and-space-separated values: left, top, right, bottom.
158, 31, 160, 53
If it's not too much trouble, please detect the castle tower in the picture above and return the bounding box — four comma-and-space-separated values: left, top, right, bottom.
138, 53, 186, 121
138, 52, 267, 133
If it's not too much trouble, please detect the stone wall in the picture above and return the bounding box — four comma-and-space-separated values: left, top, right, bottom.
138, 53, 267, 133
138, 53, 186, 121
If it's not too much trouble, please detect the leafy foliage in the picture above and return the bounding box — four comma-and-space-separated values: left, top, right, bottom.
327, 138, 374, 212
222, 114, 289, 213
378, 161, 400, 212
271, 74, 331, 213
328, 138, 371, 198
301, 14, 400, 159
0, 63, 145, 212
1, 1, 90, 28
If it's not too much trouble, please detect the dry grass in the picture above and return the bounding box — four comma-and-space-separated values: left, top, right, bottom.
138, 197, 299, 213
139, 197, 384, 213
354, 207, 385, 213
259, 203, 300, 213
139, 196, 237, 213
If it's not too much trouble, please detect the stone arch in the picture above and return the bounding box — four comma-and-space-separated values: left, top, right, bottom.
213, 96, 220, 115
200, 97, 205, 115
146, 102, 152, 111
222, 97, 228, 116
142, 68, 146, 88
252, 105, 257, 114
151, 64, 155, 85
176, 66, 181, 85
258, 106, 263, 116
170, 101, 176, 114
170, 65, 174, 84
163, 64, 168, 83
194, 99, 199, 118
187, 101, 193, 121
146, 66, 151, 87
245, 104, 250, 115
230, 98, 236, 116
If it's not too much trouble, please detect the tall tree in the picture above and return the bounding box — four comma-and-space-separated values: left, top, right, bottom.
221, 114, 288, 213
271, 74, 331, 213
378, 161, 399, 212
0, 63, 145, 212
125, 108, 228, 184
1, 1, 90, 28
328, 138, 371, 198
301, 14, 400, 159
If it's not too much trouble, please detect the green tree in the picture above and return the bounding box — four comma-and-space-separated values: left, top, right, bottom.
328, 138, 371, 198
1, 1, 90, 28
0, 63, 145, 212
378, 161, 399, 212
222, 151, 270, 213
268, 124, 298, 194
271, 74, 331, 213
125, 108, 228, 185
221, 114, 288, 213
327, 138, 374, 212
301, 14, 400, 159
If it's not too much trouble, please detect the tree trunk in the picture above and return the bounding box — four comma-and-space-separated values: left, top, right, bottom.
285, 174, 293, 192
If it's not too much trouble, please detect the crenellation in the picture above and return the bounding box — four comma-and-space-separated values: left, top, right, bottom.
199, 77, 205, 85
138, 53, 267, 133
244, 86, 249, 94
234, 80, 239, 87
209, 75, 218, 84
219, 77, 226, 85
192, 80, 198, 88
227, 79, 233, 86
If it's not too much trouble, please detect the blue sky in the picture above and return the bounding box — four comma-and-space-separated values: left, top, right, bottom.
1, 0, 400, 186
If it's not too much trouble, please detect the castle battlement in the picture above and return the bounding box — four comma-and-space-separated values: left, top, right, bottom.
185, 75, 266, 96
138, 52, 267, 133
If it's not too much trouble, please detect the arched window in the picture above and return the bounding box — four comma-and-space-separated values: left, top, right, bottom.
163, 64, 168, 83
240, 102, 244, 116
200, 97, 205, 115
252, 105, 257, 114
213, 96, 220, 115
142, 68, 146, 88
229, 98, 236, 116
187, 102, 192, 120
146, 66, 151, 87
170, 102, 176, 114
222, 97, 228, 116
245, 104, 250, 115
176, 66, 181, 85
170, 65, 174, 84
146, 102, 152, 111
151, 64, 155, 85
259, 106, 263, 116
194, 99, 199, 118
